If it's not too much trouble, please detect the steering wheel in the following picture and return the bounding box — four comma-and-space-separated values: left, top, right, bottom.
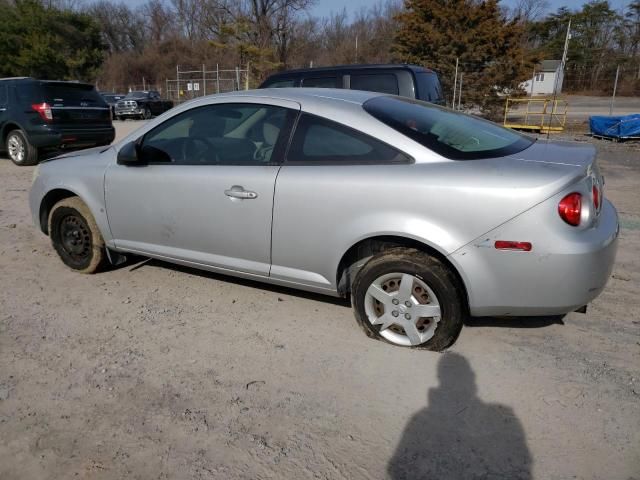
181, 137, 219, 164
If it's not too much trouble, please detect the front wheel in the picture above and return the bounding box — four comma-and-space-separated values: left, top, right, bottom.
6, 129, 38, 166
351, 248, 465, 351
48, 197, 107, 273
143, 107, 152, 120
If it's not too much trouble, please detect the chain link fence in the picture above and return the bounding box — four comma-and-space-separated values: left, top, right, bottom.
165, 65, 250, 104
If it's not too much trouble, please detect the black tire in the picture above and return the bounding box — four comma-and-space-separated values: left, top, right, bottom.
48, 197, 107, 274
351, 248, 465, 351
115, 115, 123, 121
6, 129, 38, 166
143, 107, 152, 120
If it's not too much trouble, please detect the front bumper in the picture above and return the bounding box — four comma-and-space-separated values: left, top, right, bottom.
450, 199, 619, 317
114, 107, 144, 117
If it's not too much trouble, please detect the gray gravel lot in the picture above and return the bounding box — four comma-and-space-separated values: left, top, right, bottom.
1, 121, 639, 479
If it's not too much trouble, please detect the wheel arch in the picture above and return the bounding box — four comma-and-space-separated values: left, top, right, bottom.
336, 235, 470, 310
38, 188, 80, 235
1, 122, 24, 148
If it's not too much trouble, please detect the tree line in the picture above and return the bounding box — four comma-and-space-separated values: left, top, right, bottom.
0, 0, 638, 110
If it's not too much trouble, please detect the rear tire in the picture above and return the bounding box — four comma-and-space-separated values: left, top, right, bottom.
48, 197, 107, 274
351, 248, 465, 351
6, 129, 38, 166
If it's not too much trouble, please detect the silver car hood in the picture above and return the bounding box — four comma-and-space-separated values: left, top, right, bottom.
42, 145, 112, 163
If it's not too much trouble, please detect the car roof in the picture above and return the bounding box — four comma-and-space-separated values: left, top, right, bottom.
210, 87, 381, 106
264, 64, 435, 77
0, 77, 93, 88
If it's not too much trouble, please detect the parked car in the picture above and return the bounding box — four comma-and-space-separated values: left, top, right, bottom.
0, 77, 114, 166
260, 64, 445, 105
100, 92, 126, 118
30, 88, 618, 350
114, 91, 173, 120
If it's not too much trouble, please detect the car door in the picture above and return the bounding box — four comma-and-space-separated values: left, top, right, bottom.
105, 99, 299, 276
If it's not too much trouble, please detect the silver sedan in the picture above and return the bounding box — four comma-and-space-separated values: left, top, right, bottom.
29, 89, 619, 350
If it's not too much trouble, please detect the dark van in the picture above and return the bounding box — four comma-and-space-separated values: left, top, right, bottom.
0, 77, 115, 166
259, 64, 445, 105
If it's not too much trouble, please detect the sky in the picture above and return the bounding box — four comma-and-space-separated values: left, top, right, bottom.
309, 0, 631, 19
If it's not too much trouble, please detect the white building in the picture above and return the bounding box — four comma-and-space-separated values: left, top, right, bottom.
521, 60, 564, 96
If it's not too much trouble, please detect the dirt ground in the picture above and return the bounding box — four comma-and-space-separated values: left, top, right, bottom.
1, 121, 639, 479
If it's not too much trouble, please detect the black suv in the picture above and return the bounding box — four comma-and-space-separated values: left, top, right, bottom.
259, 64, 445, 105
0, 77, 115, 166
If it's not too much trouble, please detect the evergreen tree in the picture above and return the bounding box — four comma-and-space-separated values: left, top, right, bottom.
393, 0, 535, 116
0, 0, 105, 80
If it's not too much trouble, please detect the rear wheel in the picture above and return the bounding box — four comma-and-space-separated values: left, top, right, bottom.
351, 248, 464, 351
48, 197, 107, 273
6, 130, 38, 166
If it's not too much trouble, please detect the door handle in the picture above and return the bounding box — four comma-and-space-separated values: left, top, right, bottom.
225, 186, 258, 200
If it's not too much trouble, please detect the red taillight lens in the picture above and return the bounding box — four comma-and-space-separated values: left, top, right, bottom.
592, 184, 600, 210
558, 192, 582, 226
31, 102, 53, 122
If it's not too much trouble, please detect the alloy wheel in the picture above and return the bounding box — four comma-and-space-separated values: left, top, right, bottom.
364, 272, 441, 346
7, 134, 25, 163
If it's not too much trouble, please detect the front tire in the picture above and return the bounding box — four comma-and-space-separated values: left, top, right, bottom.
351, 248, 465, 351
48, 197, 107, 273
6, 129, 38, 166
143, 107, 152, 120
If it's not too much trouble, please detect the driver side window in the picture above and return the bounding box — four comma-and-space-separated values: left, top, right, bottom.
141, 103, 293, 165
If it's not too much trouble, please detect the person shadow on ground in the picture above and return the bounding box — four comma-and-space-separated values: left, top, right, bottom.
387, 352, 532, 480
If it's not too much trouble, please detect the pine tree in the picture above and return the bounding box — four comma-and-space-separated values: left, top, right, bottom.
393, 0, 536, 117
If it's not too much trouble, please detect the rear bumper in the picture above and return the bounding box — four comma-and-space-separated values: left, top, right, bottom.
30, 126, 115, 149
450, 199, 619, 316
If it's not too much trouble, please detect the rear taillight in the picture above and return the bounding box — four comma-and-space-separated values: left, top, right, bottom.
592, 184, 600, 211
32, 102, 53, 122
558, 192, 582, 226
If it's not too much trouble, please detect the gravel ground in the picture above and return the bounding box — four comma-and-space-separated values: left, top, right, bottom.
0, 122, 639, 479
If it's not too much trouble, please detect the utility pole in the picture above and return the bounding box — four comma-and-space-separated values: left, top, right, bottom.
355, 36, 358, 63
452, 58, 459, 109
610, 65, 620, 116
457, 73, 463, 110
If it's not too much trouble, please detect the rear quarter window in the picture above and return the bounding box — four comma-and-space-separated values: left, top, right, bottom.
302, 77, 339, 88
416, 72, 444, 104
287, 113, 410, 165
350, 74, 399, 95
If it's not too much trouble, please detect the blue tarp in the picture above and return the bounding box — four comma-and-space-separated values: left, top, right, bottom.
589, 114, 640, 139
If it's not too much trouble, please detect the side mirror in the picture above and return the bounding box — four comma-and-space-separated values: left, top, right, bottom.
117, 140, 143, 166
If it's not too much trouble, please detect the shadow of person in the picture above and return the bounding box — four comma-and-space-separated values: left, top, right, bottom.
388, 353, 531, 480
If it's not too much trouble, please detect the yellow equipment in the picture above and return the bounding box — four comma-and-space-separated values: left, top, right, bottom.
503, 97, 568, 133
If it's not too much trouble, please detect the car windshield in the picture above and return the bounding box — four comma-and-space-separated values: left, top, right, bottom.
363, 96, 534, 160
125, 91, 148, 99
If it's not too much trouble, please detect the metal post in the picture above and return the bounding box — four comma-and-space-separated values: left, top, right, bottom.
355, 35, 358, 63
216, 64, 220, 93
609, 65, 620, 116
245, 63, 250, 90
457, 73, 463, 110
530, 67, 535, 96
452, 57, 458, 109
235, 67, 240, 91
202, 64, 206, 96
